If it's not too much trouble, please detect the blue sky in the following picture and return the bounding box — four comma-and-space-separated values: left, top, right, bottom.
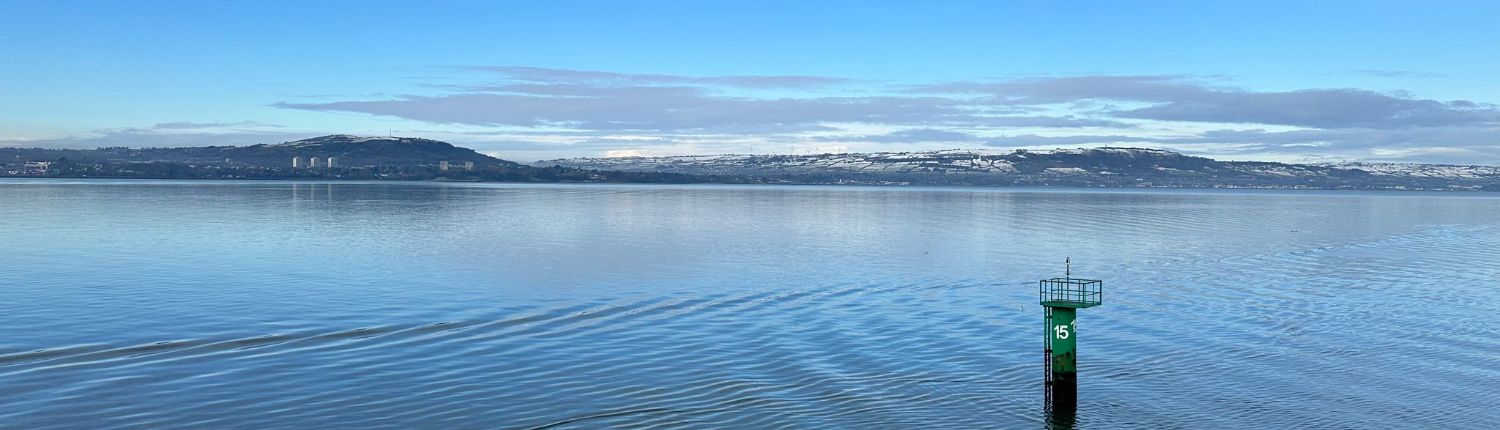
3, 0, 1498, 163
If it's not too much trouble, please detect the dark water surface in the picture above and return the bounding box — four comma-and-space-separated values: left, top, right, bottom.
2, 180, 1498, 429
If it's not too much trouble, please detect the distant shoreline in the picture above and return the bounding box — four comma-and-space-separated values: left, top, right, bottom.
5, 175, 1497, 193
9, 138, 1498, 192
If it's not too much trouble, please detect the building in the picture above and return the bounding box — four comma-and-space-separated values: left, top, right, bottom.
23, 161, 51, 173
292, 157, 302, 168
463, 161, 474, 171
326, 157, 337, 168
439, 161, 449, 171
309, 157, 321, 168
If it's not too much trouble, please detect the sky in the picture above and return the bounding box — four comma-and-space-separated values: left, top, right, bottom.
2, 0, 1498, 164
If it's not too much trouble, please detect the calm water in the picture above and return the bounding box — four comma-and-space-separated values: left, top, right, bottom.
2, 180, 1498, 429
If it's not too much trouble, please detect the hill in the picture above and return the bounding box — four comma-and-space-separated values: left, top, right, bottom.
1, 135, 719, 183
1, 135, 513, 168
536, 148, 1500, 191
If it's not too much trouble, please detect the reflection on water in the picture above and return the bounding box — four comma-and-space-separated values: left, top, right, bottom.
289, 182, 336, 201
1, 180, 1498, 429
1047, 401, 1077, 430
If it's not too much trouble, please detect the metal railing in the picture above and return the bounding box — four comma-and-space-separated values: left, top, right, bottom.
1039, 278, 1103, 308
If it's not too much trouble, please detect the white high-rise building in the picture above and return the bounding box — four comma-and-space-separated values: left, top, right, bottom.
292, 157, 302, 168
464, 161, 475, 171
309, 157, 321, 168
439, 161, 449, 171
326, 157, 337, 168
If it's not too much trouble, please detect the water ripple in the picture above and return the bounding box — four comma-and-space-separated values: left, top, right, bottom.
4, 182, 1499, 429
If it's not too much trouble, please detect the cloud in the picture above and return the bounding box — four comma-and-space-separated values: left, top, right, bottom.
284, 71, 1497, 134
151, 121, 282, 130
2, 128, 309, 149
917, 75, 1500, 129
20, 68, 1494, 165
1114, 89, 1495, 129
969, 115, 1129, 128
276, 67, 1131, 133
984, 134, 1153, 147
275, 93, 1113, 132
818, 128, 978, 143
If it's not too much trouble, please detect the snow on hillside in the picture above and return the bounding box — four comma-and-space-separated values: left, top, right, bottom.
1318, 162, 1500, 179
536, 148, 1192, 176
535, 147, 1499, 191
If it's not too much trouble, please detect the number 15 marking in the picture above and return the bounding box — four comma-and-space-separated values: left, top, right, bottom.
1054, 320, 1077, 340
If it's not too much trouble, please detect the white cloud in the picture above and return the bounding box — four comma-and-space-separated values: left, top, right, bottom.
11, 68, 1499, 165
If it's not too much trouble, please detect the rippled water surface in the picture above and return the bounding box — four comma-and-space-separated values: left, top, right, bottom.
2, 180, 1498, 429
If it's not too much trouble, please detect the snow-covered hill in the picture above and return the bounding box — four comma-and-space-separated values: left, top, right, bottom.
1317, 162, 1500, 180
538, 148, 1500, 190
540, 148, 1191, 175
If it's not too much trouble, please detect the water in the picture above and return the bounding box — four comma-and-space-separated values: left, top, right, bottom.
2, 180, 1497, 429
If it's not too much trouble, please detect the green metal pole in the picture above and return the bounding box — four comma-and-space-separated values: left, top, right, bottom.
1049, 307, 1077, 400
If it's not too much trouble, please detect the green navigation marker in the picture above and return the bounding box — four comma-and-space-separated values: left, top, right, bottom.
1040, 258, 1102, 427
1050, 307, 1077, 376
